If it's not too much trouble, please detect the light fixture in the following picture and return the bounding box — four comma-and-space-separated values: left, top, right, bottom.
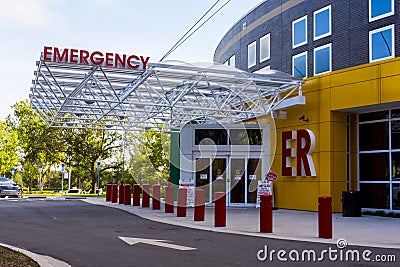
299, 114, 309, 122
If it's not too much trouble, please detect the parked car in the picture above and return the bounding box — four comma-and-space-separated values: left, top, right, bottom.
87, 188, 103, 194
0, 177, 23, 198
67, 188, 84, 194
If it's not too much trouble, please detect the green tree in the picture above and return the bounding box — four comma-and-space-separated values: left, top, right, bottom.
127, 130, 170, 186
8, 100, 52, 190
9, 100, 123, 191
0, 121, 18, 177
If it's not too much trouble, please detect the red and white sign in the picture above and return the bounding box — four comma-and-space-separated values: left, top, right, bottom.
256, 180, 272, 208
265, 171, 277, 181
282, 129, 316, 176
43, 46, 150, 70
179, 182, 195, 207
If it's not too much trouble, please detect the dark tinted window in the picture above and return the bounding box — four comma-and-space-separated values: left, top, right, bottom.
359, 122, 388, 151
359, 153, 389, 181
391, 109, 400, 118
359, 111, 388, 122
391, 120, 400, 149
195, 129, 227, 145
229, 129, 262, 145
360, 183, 389, 209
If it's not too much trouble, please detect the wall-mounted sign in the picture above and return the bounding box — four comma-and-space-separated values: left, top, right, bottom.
265, 171, 277, 181
200, 174, 208, 180
282, 129, 316, 177
43, 46, 150, 70
249, 174, 257, 180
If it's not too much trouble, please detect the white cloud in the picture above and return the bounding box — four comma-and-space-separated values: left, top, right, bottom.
0, 0, 55, 28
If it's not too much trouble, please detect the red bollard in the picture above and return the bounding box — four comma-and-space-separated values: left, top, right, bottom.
177, 188, 187, 217
106, 184, 112, 202
142, 184, 150, 208
118, 183, 125, 204
111, 184, 118, 203
165, 185, 174, 213
152, 184, 161, 210
124, 184, 131, 205
260, 194, 273, 233
214, 192, 226, 227
318, 196, 332, 239
133, 184, 141, 206
194, 189, 205, 221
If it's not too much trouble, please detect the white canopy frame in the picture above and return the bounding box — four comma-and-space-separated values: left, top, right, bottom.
30, 58, 304, 132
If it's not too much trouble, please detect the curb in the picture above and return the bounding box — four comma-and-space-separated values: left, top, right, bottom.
0, 243, 71, 267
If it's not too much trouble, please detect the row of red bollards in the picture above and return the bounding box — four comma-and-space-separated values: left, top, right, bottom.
105, 184, 333, 238
106, 183, 213, 224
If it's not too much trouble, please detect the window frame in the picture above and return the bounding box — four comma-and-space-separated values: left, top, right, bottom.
260, 33, 271, 62
292, 15, 308, 48
313, 5, 332, 41
369, 24, 395, 63
229, 55, 236, 67
292, 51, 308, 78
247, 41, 257, 69
313, 43, 332, 76
369, 0, 394, 22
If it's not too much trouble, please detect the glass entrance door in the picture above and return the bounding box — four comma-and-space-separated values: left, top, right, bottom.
195, 157, 227, 203
247, 158, 262, 203
195, 156, 261, 205
230, 158, 245, 204
195, 158, 211, 203
211, 158, 227, 202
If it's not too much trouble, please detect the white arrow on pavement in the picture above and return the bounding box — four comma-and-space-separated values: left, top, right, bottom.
118, 236, 197, 251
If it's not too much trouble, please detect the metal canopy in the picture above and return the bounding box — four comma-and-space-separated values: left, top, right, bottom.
30, 58, 304, 132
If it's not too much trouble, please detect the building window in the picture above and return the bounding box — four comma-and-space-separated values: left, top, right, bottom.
224, 55, 235, 67
260, 34, 270, 62
369, 25, 394, 62
247, 41, 256, 68
314, 5, 331, 40
195, 129, 228, 145
359, 109, 400, 210
292, 15, 307, 48
229, 129, 262, 145
314, 43, 331, 75
369, 0, 394, 22
229, 55, 236, 67
292, 51, 307, 78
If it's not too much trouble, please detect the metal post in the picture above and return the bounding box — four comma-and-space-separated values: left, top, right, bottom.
68, 166, 72, 191
121, 131, 126, 182
61, 163, 65, 195
97, 161, 101, 196
39, 165, 43, 194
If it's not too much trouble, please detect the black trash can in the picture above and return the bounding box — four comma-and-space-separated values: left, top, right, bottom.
341, 190, 361, 217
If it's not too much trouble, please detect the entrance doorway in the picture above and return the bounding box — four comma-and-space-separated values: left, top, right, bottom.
195, 156, 262, 206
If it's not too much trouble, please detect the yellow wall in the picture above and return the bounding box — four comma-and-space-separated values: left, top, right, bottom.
270, 57, 400, 212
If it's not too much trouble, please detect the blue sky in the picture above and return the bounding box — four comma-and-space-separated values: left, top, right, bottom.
0, 0, 263, 120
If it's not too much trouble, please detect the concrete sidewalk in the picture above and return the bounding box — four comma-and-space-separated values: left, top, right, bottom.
84, 198, 400, 249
